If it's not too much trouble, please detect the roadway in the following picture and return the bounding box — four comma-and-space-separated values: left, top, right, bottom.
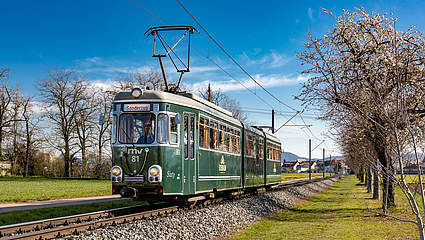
0, 195, 124, 213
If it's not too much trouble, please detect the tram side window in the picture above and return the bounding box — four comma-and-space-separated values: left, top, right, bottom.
229, 128, 234, 153
199, 117, 205, 148
279, 146, 282, 160
274, 145, 278, 160
112, 115, 117, 143
210, 121, 218, 150
235, 130, 240, 154
247, 134, 255, 157
259, 138, 264, 158
184, 115, 188, 159
267, 143, 271, 160
199, 116, 209, 149
252, 136, 256, 156
190, 116, 195, 159
169, 115, 179, 144
157, 113, 168, 143
219, 125, 227, 152
245, 135, 250, 156
225, 126, 230, 152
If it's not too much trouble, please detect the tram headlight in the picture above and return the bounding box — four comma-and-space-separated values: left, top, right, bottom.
149, 167, 159, 176
111, 166, 123, 183
111, 166, 121, 176
148, 165, 162, 183
131, 88, 142, 98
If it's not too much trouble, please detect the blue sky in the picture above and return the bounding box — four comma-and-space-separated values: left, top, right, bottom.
2, 0, 425, 158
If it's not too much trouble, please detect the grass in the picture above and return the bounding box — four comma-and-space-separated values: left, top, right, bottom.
0, 176, 111, 203
0, 174, 320, 203
228, 174, 418, 240
0, 174, 338, 226
0, 199, 145, 226
281, 172, 329, 181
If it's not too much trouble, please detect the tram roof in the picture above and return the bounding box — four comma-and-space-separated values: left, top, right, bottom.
113, 90, 238, 123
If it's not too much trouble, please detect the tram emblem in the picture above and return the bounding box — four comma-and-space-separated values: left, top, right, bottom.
219, 155, 226, 172
128, 148, 144, 154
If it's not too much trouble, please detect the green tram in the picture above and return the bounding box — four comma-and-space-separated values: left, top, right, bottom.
110, 87, 282, 203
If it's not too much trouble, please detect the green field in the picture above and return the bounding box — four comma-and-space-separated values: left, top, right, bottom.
0, 176, 111, 203
0, 174, 329, 203
281, 172, 331, 181
228, 174, 418, 240
0, 174, 336, 226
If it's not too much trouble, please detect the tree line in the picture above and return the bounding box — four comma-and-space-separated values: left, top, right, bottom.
0, 67, 247, 179
297, 7, 425, 238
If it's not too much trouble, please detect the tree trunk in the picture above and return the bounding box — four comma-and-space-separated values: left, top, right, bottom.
360, 168, 365, 183
374, 124, 395, 209
373, 165, 380, 200
366, 166, 372, 193
64, 138, 70, 177
0, 126, 3, 158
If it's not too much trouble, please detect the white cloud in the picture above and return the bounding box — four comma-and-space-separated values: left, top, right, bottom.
308, 8, 313, 21
239, 50, 290, 69
73, 57, 158, 79
190, 74, 309, 93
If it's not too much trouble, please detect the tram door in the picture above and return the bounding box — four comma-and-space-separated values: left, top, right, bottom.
183, 112, 196, 195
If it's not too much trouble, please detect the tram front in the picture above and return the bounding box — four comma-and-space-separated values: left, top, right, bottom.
110, 88, 182, 202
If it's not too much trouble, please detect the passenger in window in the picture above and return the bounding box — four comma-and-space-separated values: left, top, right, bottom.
138, 123, 154, 143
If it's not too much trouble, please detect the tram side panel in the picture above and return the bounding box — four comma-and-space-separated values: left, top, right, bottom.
265, 139, 283, 185
243, 127, 264, 188
196, 114, 242, 193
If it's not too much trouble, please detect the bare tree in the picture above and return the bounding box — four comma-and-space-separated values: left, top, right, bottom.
297, 7, 425, 238
197, 84, 249, 122
73, 85, 97, 177
91, 86, 114, 178
0, 68, 18, 158
114, 69, 165, 92
36, 67, 89, 177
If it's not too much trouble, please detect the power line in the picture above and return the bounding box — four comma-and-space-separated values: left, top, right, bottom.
129, 0, 333, 154
176, 0, 299, 113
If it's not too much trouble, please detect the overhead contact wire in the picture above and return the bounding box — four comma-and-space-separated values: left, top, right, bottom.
130, 0, 330, 153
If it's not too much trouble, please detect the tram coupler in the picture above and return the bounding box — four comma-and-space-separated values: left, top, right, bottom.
119, 187, 138, 199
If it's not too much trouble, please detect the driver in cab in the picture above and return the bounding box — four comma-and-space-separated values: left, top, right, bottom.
137, 123, 154, 143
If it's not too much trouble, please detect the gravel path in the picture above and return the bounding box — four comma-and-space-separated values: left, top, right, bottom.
71, 178, 338, 240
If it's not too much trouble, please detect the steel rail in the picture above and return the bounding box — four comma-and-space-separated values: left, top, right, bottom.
0, 203, 176, 239
0, 176, 337, 240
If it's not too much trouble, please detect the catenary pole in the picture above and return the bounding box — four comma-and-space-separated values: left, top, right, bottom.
309, 139, 311, 180
323, 148, 325, 178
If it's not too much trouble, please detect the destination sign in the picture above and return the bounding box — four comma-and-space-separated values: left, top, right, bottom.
123, 103, 150, 111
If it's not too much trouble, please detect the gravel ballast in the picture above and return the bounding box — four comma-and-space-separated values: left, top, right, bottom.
73, 178, 338, 240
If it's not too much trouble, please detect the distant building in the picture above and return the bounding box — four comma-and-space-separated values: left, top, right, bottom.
402, 162, 425, 174
282, 161, 300, 172
0, 162, 11, 176
295, 159, 317, 173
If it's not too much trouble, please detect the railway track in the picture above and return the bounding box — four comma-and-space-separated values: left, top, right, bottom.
0, 177, 334, 240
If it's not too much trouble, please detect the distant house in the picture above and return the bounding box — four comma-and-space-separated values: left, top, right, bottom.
316, 161, 332, 173
296, 159, 317, 173
403, 163, 425, 174
282, 161, 300, 172
0, 162, 11, 176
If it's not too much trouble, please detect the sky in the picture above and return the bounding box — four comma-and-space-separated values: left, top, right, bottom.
2, 0, 425, 159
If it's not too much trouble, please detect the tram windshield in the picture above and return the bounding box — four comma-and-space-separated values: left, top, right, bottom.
119, 113, 155, 144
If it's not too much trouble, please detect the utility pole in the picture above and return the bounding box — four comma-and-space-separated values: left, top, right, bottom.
323, 148, 325, 178
271, 109, 275, 134
207, 83, 212, 102
309, 139, 311, 180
